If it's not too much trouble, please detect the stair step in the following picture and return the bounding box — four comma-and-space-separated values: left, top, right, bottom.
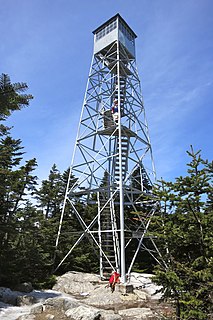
102, 245, 114, 248
116, 148, 128, 151
103, 263, 116, 267
102, 241, 114, 245
115, 159, 127, 163
102, 241, 114, 244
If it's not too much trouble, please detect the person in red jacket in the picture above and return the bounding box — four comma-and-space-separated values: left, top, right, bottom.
108, 270, 120, 293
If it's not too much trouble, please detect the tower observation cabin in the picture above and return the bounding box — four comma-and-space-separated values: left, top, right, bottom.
93, 14, 136, 58
55, 14, 165, 284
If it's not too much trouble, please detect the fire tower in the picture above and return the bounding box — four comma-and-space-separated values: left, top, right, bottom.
55, 14, 165, 283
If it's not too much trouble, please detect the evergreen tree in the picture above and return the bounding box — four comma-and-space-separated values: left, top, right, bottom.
0, 73, 33, 136
0, 73, 33, 120
153, 147, 213, 319
36, 164, 65, 219
8, 202, 54, 287
35, 166, 92, 274
0, 73, 48, 287
0, 135, 39, 286
0, 135, 38, 249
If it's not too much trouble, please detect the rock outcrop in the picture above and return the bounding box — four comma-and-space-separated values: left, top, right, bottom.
0, 272, 174, 320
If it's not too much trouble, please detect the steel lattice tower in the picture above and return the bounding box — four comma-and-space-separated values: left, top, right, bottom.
56, 14, 165, 282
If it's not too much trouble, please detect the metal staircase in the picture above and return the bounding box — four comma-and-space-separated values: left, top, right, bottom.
113, 75, 126, 114
114, 135, 129, 183
98, 196, 120, 275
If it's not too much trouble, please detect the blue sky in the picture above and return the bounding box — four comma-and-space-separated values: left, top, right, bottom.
1, 0, 213, 183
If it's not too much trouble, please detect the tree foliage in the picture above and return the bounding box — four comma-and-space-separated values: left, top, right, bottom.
0, 73, 33, 121
153, 147, 213, 319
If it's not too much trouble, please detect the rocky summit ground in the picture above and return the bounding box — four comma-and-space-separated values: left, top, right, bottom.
0, 272, 175, 320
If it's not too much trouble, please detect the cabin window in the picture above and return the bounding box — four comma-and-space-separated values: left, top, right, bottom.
96, 19, 117, 41
119, 21, 134, 43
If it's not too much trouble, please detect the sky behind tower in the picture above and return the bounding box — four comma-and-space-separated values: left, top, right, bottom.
1, 0, 213, 182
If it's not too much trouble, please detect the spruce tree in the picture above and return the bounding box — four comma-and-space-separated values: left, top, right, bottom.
153, 147, 213, 319
0, 73, 33, 120
0, 73, 33, 136
0, 135, 39, 286
36, 164, 65, 219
